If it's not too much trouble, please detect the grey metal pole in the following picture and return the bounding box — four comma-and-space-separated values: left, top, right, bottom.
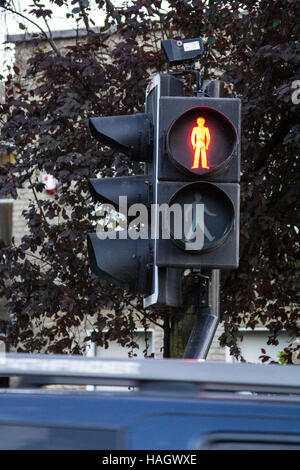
183, 270, 220, 359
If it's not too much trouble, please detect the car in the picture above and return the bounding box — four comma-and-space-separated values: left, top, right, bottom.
0, 353, 300, 450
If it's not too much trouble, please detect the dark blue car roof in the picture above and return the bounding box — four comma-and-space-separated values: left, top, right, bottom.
1, 354, 300, 449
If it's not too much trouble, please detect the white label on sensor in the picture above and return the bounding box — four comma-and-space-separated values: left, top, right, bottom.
183, 41, 200, 52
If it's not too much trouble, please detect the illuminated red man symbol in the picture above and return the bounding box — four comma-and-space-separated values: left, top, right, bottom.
190, 117, 211, 169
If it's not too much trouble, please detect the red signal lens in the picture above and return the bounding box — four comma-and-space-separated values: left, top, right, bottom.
190, 117, 211, 170
167, 106, 238, 177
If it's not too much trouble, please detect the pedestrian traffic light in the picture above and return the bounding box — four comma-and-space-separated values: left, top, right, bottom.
87, 72, 241, 308
143, 74, 240, 307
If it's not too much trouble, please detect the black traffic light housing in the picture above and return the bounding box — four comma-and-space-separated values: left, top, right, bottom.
151, 89, 241, 272
143, 73, 240, 307
87, 57, 241, 307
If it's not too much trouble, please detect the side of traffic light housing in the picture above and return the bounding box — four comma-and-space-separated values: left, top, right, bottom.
87, 114, 154, 295
89, 114, 153, 162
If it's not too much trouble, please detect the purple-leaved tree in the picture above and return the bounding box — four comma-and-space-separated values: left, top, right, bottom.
0, 0, 299, 360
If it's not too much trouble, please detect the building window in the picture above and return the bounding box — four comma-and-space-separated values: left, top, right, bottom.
85, 329, 154, 391
86, 329, 154, 359
226, 328, 292, 363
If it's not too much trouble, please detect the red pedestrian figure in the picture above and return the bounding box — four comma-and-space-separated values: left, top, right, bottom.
190, 117, 211, 169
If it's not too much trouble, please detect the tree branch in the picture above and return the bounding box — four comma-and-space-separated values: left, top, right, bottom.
1, 2, 61, 56
32, 0, 61, 56
79, 0, 93, 36
28, 176, 49, 227
127, 301, 163, 329
105, 0, 121, 23
254, 112, 298, 171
